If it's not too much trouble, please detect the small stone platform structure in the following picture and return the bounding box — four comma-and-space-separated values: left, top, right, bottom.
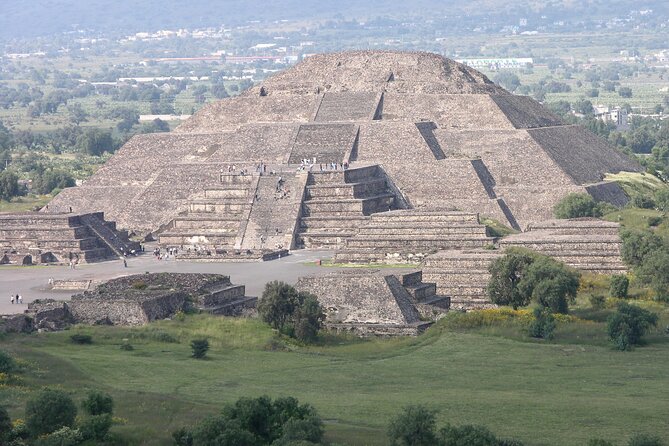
499, 218, 626, 273
422, 218, 628, 310
0, 273, 253, 332
334, 210, 494, 264
0, 212, 139, 264
295, 269, 448, 336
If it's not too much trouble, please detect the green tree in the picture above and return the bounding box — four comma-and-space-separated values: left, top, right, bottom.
655, 189, 669, 212
33, 169, 75, 195
618, 87, 633, 98
34, 426, 83, 446
610, 275, 630, 299
486, 248, 536, 309
387, 405, 438, 446
292, 293, 325, 343
82, 391, 113, 416
0, 350, 15, 374
191, 339, 209, 359
637, 250, 669, 300
628, 434, 664, 446
439, 424, 500, 446
493, 72, 521, 92
0, 170, 19, 200
518, 257, 580, 313
620, 229, 664, 268
607, 302, 658, 351
25, 389, 77, 437
258, 281, 299, 332
79, 414, 113, 441
75, 128, 115, 156
553, 193, 602, 218
0, 406, 12, 443
67, 103, 88, 125
527, 307, 556, 339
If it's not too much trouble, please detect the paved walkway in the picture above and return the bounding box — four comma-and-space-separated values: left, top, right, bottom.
0, 249, 347, 315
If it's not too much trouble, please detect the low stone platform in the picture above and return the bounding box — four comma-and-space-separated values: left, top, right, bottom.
422, 249, 501, 310
0, 211, 139, 264
334, 209, 494, 264
295, 268, 448, 336
4, 273, 253, 331
176, 249, 289, 262
499, 218, 626, 273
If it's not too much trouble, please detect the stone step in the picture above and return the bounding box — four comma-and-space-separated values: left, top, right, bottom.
300, 216, 370, 229
173, 218, 241, 230
308, 165, 378, 185
357, 226, 488, 236
198, 296, 257, 315
306, 178, 387, 199
0, 237, 103, 250
500, 241, 621, 252
399, 270, 423, 286
0, 227, 92, 239
345, 238, 491, 250
159, 233, 237, 246
298, 233, 351, 249
303, 193, 395, 215
204, 189, 251, 199
370, 212, 480, 224
404, 283, 437, 301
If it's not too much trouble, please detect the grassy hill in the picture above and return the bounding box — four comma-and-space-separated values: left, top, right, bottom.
2, 304, 668, 445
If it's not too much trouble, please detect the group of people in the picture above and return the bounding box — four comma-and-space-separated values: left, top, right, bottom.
9, 294, 23, 304
152, 247, 178, 260
297, 158, 349, 172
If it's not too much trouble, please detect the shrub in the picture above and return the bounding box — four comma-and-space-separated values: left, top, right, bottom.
82, 391, 113, 416
120, 342, 134, 351
486, 248, 536, 309
292, 294, 325, 343
79, 414, 113, 441
151, 331, 179, 343
589, 440, 615, 446
554, 193, 602, 218
609, 275, 630, 299
527, 307, 556, 339
631, 195, 656, 209
628, 433, 664, 446
34, 426, 83, 446
0, 406, 12, 442
0, 351, 15, 374
388, 405, 438, 446
172, 427, 193, 446
620, 229, 665, 268
69, 334, 92, 345
439, 424, 502, 446
637, 250, 669, 301
655, 189, 669, 212
25, 389, 77, 437
647, 216, 662, 227
518, 256, 580, 314
589, 294, 606, 309
191, 339, 209, 359
258, 281, 325, 342
607, 302, 658, 350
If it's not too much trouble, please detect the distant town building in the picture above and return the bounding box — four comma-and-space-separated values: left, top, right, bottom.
455, 58, 533, 70
594, 105, 628, 130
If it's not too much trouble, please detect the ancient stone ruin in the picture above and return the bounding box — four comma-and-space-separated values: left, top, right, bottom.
295, 269, 448, 336
8, 50, 641, 313
0, 212, 139, 264
0, 273, 253, 332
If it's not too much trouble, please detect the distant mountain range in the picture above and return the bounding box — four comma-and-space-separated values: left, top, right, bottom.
1, 0, 667, 40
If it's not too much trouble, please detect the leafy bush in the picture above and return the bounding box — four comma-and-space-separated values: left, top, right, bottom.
609, 275, 630, 299
630, 195, 656, 209
79, 414, 113, 441
527, 308, 556, 339
589, 295, 606, 310
620, 229, 665, 268
69, 334, 92, 345
0, 406, 12, 442
388, 405, 438, 446
25, 389, 77, 437
190, 339, 209, 359
488, 250, 580, 314
258, 281, 325, 342
120, 343, 134, 351
179, 396, 322, 446
554, 193, 604, 218
151, 331, 179, 343
0, 350, 15, 374
628, 433, 664, 446
637, 250, 669, 301
34, 426, 83, 446
439, 424, 502, 446
82, 391, 113, 416
647, 216, 662, 227
655, 189, 669, 212
607, 302, 658, 350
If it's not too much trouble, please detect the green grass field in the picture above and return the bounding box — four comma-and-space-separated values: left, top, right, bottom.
2, 302, 668, 445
